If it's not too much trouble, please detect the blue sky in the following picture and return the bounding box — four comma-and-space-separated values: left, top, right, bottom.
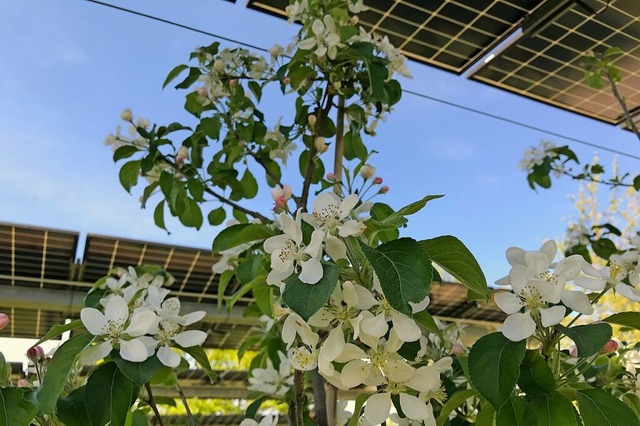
1, 0, 638, 285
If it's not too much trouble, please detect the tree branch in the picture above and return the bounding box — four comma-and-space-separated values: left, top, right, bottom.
176, 382, 197, 426
606, 72, 640, 142
294, 369, 305, 426
333, 96, 345, 198
203, 186, 270, 222
144, 383, 165, 426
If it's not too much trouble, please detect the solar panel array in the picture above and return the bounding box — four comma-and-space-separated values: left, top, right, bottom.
472, 0, 640, 124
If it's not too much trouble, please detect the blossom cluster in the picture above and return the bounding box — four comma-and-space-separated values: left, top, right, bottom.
517, 140, 558, 172
103, 109, 151, 152
494, 239, 640, 342
80, 266, 207, 367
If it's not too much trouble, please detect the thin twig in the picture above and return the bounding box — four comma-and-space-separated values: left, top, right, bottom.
145, 382, 165, 426
606, 72, 640, 142
203, 186, 269, 222
294, 369, 305, 426
333, 96, 345, 198
176, 382, 197, 426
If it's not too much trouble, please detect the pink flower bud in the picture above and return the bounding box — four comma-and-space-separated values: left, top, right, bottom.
283, 77, 290, 85
601, 340, 618, 354
229, 79, 238, 87
326, 173, 335, 181
197, 87, 208, 97
176, 146, 189, 164
451, 344, 465, 355
359, 164, 375, 179
27, 346, 44, 362
372, 177, 383, 185
271, 184, 292, 202
0, 313, 9, 331
378, 186, 389, 194
45, 356, 52, 364
570, 346, 578, 357
120, 108, 133, 122
17, 379, 28, 387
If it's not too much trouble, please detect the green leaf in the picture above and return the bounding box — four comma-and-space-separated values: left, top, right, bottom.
469, 332, 526, 410
57, 387, 91, 426
413, 310, 444, 342
212, 224, 275, 252
576, 388, 640, 426
282, 263, 339, 321
623, 393, 640, 419
154, 200, 167, 232
475, 402, 496, 426
603, 312, 640, 331
436, 389, 478, 426
178, 197, 203, 229
163, 64, 189, 88
174, 67, 202, 89
419, 235, 489, 301
518, 350, 555, 396
343, 131, 367, 160
253, 280, 273, 317
112, 352, 164, 386
217, 269, 234, 312
245, 396, 268, 419
524, 393, 578, 426
85, 362, 133, 426
208, 207, 226, 226
33, 333, 94, 414
187, 178, 204, 202
131, 410, 148, 426
248, 81, 262, 102
496, 396, 526, 425
176, 345, 217, 383
113, 145, 140, 162
35, 319, 84, 345
240, 170, 258, 199
385, 195, 443, 222
633, 175, 640, 191
361, 238, 432, 315
555, 323, 612, 358
347, 393, 371, 426
0, 388, 37, 425
0, 352, 10, 387
119, 160, 141, 193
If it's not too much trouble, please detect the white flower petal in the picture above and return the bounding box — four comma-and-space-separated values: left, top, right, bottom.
81, 308, 107, 336
79, 341, 112, 365
400, 392, 431, 420
341, 281, 358, 308
561, 290, 593, 315
494, 292, 524, 314
506, 247, 526, 266
409, 296, 430, 314
364, 393, 392, 425
406, 365, 440, 392
125, 309, 159, 337
324, 235, 347, 260
120, 338, 150, 362
385, 358, 414, 382
320, 327, 345, 362
509, 265, 529, 295
540, 240, 557, 263
501, 312, 536, 342
337, 219, 365, 237
617, 284, 640, 302
555, 255, 584, 280
281, 213, 302, 243
105, 295, 130, 325
391, 311, 422, 342
361, 312, 388, 338
264, 234, 289, 254
353, 285, 378, 310
341, 359, 370, 388
540, 305, 566, 327
308, 307, 332, 328
299, 258, 323, 284
304, 229, 325, 258
574, 276, 607, 291
172, 330, 207, 347
157, 345, 181, 367
179, 311, 206, 326
434, 357, 453, 373
335, 343, 367, 363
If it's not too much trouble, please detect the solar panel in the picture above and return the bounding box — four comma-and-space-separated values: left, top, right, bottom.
471, 0, 640, 124
247, 0, 540, 73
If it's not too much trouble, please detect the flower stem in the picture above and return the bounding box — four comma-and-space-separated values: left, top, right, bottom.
176, 382, 197, 426
144, 382, 165, 426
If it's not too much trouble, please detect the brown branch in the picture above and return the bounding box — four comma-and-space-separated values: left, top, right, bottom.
294, 369, 305, 426
606, 72, 640, 142
176, 383, 197, 426
145, 383, 165, 426
203, 186, 270, 222
562, 170, 633, 189
333, 96, 345, 198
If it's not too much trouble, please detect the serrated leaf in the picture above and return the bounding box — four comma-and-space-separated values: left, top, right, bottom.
603, 312, 640, 331
576, 388, 640, 426
113, 145, 140, 162
524, 393, 578, 426
420, 235, 489, 301
361, 238, 432, 315
85, 362, 133, 426
163, 64, 189, 89
555, 323, 612, 358
33, 333, 94, 414
57, 387, 91, 426
35, 319, 84, 345
469, 332, 526, 410
112, 352, 164, 386
436, 389, 478, 426
119, 160, 141, 193
282, 263, 339, 321
212, 224, 274, 252
0, 388, 37, 425
518, 350, 555, 396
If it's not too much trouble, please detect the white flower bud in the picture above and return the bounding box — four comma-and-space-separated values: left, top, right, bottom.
213, 59, 225, 72
350, 15, 359, 25
120, 108, 133, 121
360, 164, 376, 179
314, 136, 327, 152
308, 114, 317, 127
269, 44, 284, 61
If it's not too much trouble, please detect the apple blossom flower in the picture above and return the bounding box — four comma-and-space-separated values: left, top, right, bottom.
272, 184, 292, 212
266, 118, 297, 166
0, 313, 9, 331
285, 0, 308, 23
240, 416, 279, 426
348, 0, 368, 13
80, 295, 159, 363
248, 351, 294, 396
292, 346, 319, 371
297, 16, 341, 60
576, 260, 640, 302
176, 146, 189, 164
264, 211, 324, 286
280, 309, 319, 349
269, 44, 284, 62
314, 136, 328, 153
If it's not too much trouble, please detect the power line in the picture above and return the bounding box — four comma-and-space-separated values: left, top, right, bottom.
83, 0, 640, 162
